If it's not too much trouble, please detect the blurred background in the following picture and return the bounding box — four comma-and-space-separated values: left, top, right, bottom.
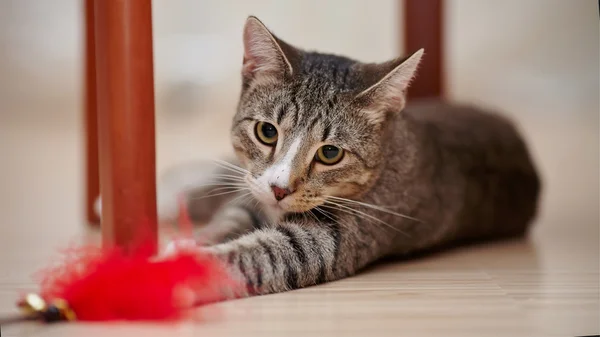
0, 0, 597, 247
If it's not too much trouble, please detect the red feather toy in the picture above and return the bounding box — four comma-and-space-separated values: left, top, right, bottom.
1, 198, 235, 325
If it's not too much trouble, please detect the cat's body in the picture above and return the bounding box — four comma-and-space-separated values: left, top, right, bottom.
156, 17, 540, 298
177, 100, 540, 293
369, 100, 540, 253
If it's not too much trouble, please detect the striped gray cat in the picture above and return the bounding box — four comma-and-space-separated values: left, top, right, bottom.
162, 16, 541, 298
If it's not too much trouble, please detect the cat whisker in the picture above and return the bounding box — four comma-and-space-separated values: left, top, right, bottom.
210, 173, 246, 181
314, 207, 336, 222
252, 198, 266, 221
323, 202, 407, 237
211, 159, 249, 175
241, 192, 256, 209
189, 188, 250, 201
315, 206, 365, 231
323, 200, 391, 228
204, 186, 250, 195
244, 176, 272, 195
212, 158, 246, 169
178, 182, 249, 192
305, 209, 321, 225
326, 195, 423, 223
225, 191, 254, 208
209, 178, 247, 185
210, 161, 245, 175
252, 196, 261, 209
323, 201, 410, 237
300, 212, 309, 224
203, 180, 247, 185
314, 206, 341, 225
195, 181, 248, 188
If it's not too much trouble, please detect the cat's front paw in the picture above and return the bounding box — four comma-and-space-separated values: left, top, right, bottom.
158, 239, 237, 305
162, 238, 203, 257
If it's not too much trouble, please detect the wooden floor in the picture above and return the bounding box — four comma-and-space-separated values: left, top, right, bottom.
0, 118, 598, 336
1, 223, 598, 337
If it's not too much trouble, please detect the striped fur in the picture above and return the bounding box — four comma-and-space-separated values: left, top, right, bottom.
162, 17, 541, 299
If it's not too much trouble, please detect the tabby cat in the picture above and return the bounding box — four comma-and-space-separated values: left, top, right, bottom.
159, 16, 542, 298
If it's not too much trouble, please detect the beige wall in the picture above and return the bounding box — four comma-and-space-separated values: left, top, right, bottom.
0, 0, 597, 234
446, 0, 599, 124
445, 0, 599, 234
0, 0, 399, 231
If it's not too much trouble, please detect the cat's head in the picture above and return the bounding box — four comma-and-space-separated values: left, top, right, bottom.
231, 16, 423, 219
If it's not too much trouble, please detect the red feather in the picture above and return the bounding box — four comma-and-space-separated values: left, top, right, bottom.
30, 198, 234, 322
35, 244, 229, 321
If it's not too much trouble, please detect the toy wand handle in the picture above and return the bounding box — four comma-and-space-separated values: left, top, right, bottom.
0, 313, 41, 325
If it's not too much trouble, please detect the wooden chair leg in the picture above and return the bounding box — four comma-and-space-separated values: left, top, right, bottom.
403, 0, 444, 99
85, 0, 99, 225
94, 0, 158, 254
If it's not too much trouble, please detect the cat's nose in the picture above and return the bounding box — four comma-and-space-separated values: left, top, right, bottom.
271, 185, 292, 201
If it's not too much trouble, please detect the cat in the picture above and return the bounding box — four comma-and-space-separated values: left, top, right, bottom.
117, 16, 542, 298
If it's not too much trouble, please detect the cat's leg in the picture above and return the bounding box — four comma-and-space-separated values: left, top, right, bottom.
193, 203, 262, 245
202, 219, 357, 297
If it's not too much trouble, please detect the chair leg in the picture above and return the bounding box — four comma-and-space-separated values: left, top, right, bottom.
403, 0, 444, 99
84, 0, 99, 225
94, 0, 158, 254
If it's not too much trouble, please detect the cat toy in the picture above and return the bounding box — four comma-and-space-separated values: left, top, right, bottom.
0, 200, 234, 325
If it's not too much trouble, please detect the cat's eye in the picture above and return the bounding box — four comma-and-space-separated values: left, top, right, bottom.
315, 145, 344, 165
255, 121, 278, 145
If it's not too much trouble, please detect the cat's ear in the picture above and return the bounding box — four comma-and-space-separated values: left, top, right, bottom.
242, 16, 294, 81
355, 49, 424, 122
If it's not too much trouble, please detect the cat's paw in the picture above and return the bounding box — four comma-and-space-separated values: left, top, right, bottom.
158, 239, 233, 305
162, 238, 201, 257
